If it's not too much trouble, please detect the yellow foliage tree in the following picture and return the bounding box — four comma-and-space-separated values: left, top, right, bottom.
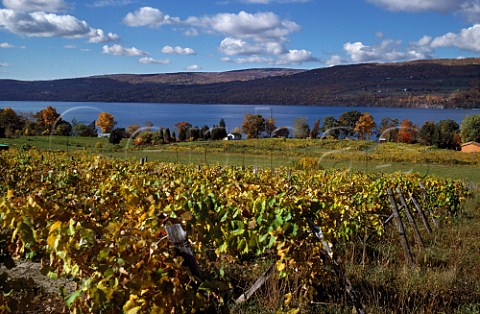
96, 112, 116, 134
354, 112, 376, 140
36, 106, 60, 134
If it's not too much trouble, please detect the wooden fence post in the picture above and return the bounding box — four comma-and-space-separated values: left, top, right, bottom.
235, 263, 276, 304
165, 224, 202, 279
410, 196, 432, 235
387, 188, 414, 266
395, 187, 424, 249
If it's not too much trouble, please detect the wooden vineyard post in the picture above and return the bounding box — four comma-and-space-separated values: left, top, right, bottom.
235, 262, 276, 304
410, 196, 432, 235
306, 216, 365, 314
387, 188, 414, 267
165, 224, 203, 279
395, 188, 424, 249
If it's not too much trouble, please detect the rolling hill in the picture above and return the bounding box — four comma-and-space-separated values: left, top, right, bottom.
1, 59, 479, 108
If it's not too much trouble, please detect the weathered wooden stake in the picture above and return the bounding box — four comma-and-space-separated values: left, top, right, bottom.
395, 187, 424, 249
387, 188, 414, 267
410, 196, 432, 235
306, 216, 365, 314
235, 262, 276, 304
165, 224, 202, 279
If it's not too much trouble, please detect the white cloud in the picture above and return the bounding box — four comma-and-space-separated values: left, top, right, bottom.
123, 7, 180, 27
0, 62, 11, 67
431, 24, 480, 52
275, 49, 316, 65
186, 11, 300, 42
102, 44, 147, 56
366, 0, 458, 12
219, 37, 265, 56
0, 42, 14, 48
0, 9, 119, 43
183, 28, 199, 36
64, 44, 76, 49
367, 0, 480, 22
90, 0, 136, 7
161, 45, 196, 55
343, 39, 431, 63
325, 54, 347, 66
138, 57, 170, 64
185, 64, 201, 71
88, 29, 120, 43
2, 0, 68, 12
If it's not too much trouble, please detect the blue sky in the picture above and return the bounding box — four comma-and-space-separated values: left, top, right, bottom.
0, 0, 479, 80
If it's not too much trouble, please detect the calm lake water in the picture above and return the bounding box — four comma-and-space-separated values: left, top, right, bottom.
1, 101, 479, 132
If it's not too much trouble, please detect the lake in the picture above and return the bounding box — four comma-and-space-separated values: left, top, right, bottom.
1, 101, 478, 132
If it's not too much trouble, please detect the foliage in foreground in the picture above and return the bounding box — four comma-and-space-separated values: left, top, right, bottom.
0, 149, 471, 312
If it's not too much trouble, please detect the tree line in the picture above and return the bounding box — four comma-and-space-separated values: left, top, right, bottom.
1, 106, 479, 150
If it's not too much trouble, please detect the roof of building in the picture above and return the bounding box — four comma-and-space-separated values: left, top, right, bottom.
461, 141, 480, 147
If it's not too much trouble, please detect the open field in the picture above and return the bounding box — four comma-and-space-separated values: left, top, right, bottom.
1, 136, 479, 183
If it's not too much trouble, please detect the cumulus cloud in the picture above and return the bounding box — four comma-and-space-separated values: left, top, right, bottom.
123, 7, 180, 27
161, 45, 196, 55
275, 49, 316, 65
431, 24, 480, 52
0, 9, 119, 43
367, 0, 480, 22
186, 11, 300, 42
138, 57, 170, 64
2, 0, 68, 13
0, 42, 14, 48
366, 0, 458, 12
0, 62, 11, 67
185, 64, 201, 70
102, 44, 147, 56
90, 0, 136, 7
342, 39, 433, 63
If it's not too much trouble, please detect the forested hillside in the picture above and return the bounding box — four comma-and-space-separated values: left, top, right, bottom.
1, 59, 479, 108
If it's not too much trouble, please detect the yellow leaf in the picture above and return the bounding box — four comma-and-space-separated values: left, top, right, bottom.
125, 306, 142, 314
6, 189, 13, 199
49, 221, 62, 233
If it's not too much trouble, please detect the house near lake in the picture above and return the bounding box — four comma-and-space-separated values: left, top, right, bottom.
461, 141, 480, 153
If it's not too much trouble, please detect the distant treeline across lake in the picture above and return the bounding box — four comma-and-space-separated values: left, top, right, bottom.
1, 101, 479, 132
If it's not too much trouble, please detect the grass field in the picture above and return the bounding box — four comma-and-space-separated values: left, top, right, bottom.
1, 135, 479, 183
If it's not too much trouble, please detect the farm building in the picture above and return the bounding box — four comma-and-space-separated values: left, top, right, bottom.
461, 141, 480, 153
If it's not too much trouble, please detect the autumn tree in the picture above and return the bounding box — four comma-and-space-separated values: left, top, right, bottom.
460, 114, 480, 143
397, 118, 418, 144
242, 113, 265, 139
265, 117, 277, 138
0, 107, 24, 138
322, 116, 339, 139
127, 124, 141, 137
96, 112, 117, 134
377, 117, 399, 142
339, 110, 362, 138
436, 119, 460, 149
310, 118, 321, 139
36, 106, 60, 134
354, 112, 376, 140
293, 117, 310, 138
418, 121, 437, 146
175, 122, 192, 142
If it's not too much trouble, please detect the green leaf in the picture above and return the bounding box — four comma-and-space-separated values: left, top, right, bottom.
65, 290, 82, 307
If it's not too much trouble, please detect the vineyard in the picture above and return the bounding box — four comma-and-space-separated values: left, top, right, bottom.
0, 149, 474, 313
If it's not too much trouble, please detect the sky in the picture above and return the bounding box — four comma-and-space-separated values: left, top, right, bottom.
1, 0, 480, 80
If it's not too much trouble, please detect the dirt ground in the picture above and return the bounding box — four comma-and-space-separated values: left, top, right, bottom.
0, 259, 75, 313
